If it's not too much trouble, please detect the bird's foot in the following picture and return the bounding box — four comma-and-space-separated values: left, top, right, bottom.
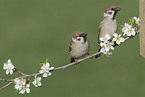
88, 53, 94, 59
74, 59, 79, 64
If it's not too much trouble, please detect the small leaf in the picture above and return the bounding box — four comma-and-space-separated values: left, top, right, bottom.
40, 62, 44, 66
45, 58, 49, 63
130, 17, 135, 25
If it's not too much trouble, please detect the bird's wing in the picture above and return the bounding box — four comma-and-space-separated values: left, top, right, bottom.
98, 20, 103, 44
69, 41, 73, 52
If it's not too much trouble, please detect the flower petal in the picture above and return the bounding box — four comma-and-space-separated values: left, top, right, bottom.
19, 89, 25, 94
39, 70, 44, 73
26, 88, 30, 93
100, 48, 105, 53
38, 82, 42, 86
116, 40, 120, 44
8, 59, 11, 63
110, 46, 114, 50
37, 77, 41, 81
113, 33, 118, 37
45, 63, 50, 67
49, 67, 54, 70
10, 70, 13, 74
105, 47, 110, 52
26, 84, 30, 88
43, 73, 48, 77
120, 38, 125, 42
112, 38, 116, 41
6, 70, 9, 75
48, 72, 51, 76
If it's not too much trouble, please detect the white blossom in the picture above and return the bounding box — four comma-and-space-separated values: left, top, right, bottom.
104, 41, 114, 51
3, 59, 14, 75
14, 78, 30, 94
19, 84, 30, 94
122, 23, 136, 36
32, 77, 42, 87
134, 17, 139, 26
113, 33, 125, 44
39, 62, 54, 77
100, 34, 111, 43
100, 41, 114, 55
14, 78, 23, 90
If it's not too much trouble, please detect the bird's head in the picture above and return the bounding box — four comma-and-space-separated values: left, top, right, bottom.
104, 5, 120, 20
72, 31, 88, 43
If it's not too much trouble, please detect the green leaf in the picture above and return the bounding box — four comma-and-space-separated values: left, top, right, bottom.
40, 62, 44, 66
45, 58, 49, 63
130, 17, 135, 25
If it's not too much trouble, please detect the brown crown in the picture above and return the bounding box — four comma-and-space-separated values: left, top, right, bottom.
104, 5, 118, 13
73, 30, 85, 38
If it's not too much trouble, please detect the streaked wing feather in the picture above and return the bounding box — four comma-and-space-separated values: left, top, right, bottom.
98, 20, 103, 44
69, 41, 73, 52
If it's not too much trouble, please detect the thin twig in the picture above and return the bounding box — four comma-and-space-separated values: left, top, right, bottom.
0, 79, 13, 81
15, 68, 27, 76
17, 70, 27, 76
0, 33, 137, 82
0, 82, 13, 91
54, 52, 101, 70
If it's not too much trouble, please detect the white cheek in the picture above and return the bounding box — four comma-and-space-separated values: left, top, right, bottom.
72, 37, 77, 42
72, 37, 84, 43
77, 37, 84, 43
104, 13, 110, 17
77, 37, 81, 40
104, 10, 115, 18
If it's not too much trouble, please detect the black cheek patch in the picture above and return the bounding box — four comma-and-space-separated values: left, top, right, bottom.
83, 37, 87, 43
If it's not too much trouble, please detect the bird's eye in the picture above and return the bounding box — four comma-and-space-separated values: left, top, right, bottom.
77, 39, 81, 41
108, 12, 112, 15
77, 37, 81, 41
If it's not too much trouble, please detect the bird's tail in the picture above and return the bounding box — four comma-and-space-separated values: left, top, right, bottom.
70, 58, 75, 63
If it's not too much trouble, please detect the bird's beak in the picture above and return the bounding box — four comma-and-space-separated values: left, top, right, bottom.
115, 7, 120, 11
83, 33, 88, 37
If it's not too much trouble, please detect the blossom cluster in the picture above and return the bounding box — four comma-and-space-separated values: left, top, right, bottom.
39, 62, 54, 77
3, 59, 14, 75
2, 59, 54, 94
14, 78, 30, 94
99, 17, 139, 55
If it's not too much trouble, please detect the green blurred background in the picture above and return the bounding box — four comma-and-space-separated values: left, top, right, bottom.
0, 0, 144, 97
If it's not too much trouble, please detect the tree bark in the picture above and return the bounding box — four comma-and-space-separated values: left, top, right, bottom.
140, 0, 145, 58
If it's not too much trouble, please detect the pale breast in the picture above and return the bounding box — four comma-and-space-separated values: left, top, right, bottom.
70, 41, 89, 58
99, 18, 117, 38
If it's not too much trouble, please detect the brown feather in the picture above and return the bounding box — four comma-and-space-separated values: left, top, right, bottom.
69, 41, 73, 52
73, 30, 85, 38
104, 5, 118, 13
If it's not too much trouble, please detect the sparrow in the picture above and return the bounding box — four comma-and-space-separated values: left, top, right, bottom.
95, 5, 120, 58
69, 31, 89, 63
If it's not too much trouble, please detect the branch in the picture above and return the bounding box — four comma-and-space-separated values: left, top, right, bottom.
0, 17, 140, 94
0, 31, 139, 92
0, 31, 139, 82
0, 82, 13, 91
14, 67, 27, 76
54, 52, 101, 70
0, 79, 13, 81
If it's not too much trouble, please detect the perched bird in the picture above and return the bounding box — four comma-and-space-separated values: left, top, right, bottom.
69, 31, 89, 63
95, 5, 120, 58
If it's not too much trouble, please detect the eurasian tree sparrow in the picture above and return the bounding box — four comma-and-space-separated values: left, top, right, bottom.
69, 31, 89, 63
95, 5, 120, 58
